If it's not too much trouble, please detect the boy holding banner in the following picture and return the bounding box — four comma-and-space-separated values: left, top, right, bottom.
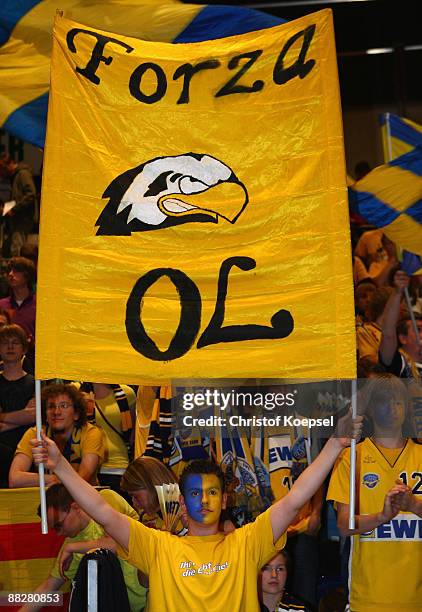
32, 415, 362, 612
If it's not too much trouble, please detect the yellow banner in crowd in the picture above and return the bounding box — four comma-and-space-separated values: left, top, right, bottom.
36, 10, 355, 383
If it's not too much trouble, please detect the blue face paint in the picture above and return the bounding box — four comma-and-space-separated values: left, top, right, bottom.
184, 474, 223, 524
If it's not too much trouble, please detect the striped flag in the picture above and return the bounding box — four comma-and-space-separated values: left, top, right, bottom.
0, 487, 65, 607
0, 0, 283, 147
350, 145, 422, 256
380, 112, 422, 161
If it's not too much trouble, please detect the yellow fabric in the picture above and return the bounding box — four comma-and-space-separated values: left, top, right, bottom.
374, 443, 403, 466
358, 166, 422, 215
36, 10, 355, 383
327, 438, 422, 612
95, 385, 136, 469
117, 507, 285, 612
16, 424, 105, 480
49, 489, 145, 611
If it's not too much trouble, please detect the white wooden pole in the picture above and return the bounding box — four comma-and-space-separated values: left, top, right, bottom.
348, 378, 357, 530
35, 379, 48, 534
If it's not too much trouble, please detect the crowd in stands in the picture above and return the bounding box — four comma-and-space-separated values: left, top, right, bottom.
0, 155, 421, 611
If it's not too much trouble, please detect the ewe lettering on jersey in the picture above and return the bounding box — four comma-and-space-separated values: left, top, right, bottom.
360, 513, 422, 541
268, 436, 292, 472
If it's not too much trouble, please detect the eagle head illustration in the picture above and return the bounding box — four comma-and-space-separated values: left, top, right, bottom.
95, 153, 249, 235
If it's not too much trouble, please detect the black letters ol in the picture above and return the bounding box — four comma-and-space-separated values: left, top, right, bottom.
125, 257, 294, 361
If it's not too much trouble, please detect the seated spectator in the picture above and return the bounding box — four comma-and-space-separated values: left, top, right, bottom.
9, 383, 105, 487
120, 456, 181, 530
259, 550, 310, 612
17, 484, 146, 612
80, 382, 136, 494
0, 257, 36, 369
0, 324, 35, 479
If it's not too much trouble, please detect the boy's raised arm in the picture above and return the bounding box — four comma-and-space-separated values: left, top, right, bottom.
270, 414, 363, 542
31, 434, 130, 550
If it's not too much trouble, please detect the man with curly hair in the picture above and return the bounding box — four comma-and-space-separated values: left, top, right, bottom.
9, 383, 105, 487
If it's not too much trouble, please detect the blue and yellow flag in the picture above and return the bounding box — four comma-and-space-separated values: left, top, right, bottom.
0, 0, 282, 147
36, 10, 355, 383
380, 112, 422, 161
400, 250, 422, 276
350, 146, 422, 257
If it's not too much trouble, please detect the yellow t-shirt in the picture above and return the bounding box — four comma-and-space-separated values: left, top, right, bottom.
118, 507, 285, 612
327, 438, 422, 612
16, 424, 105, 484
50, 490, 145, 612
95, 385, 136, 470
356, 322, 382, 361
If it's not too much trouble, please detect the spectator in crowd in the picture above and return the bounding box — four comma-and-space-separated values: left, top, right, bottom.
0, 154, 38, 257
120, 455, 179, 529
259, 550, 310, 612
20, 242, 38, 267
80, 382, 136, 494
17, 484, 146, 612
327, 374, 422, 612
31, 413, 362, 612
354, 281, 376, 326
353, 234, 397, 287
356, 286, 393, 362
0, 324, 35, 483
9, 383, 105, 487
380, 270, 422, 378
354, 228, 386, 271
0, 257, 36, 369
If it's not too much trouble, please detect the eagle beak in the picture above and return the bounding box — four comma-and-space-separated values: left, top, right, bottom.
158, 181, 247, 223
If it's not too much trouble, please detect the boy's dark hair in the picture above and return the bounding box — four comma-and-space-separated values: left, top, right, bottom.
37, 483, 74, 517
397, 313, 422, 339
7, 256, 37, 290
41, 383, 87, 427
179, 459, 225, 497
0, 323, 29, 351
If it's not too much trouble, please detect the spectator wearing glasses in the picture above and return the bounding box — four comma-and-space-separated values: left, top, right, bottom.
259, 551, 310, 612
9, 383, 105, 487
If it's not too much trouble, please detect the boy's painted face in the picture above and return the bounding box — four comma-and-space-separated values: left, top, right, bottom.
183, 474, 223, 525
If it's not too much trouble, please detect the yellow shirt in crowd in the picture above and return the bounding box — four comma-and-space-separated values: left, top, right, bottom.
327, 438, 422, 612
118, 507, 285, 612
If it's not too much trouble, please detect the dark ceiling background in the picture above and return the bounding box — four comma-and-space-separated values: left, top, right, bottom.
185, 0, 422, 112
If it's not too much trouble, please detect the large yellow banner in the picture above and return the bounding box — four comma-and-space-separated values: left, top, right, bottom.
36, 10, 355, 383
